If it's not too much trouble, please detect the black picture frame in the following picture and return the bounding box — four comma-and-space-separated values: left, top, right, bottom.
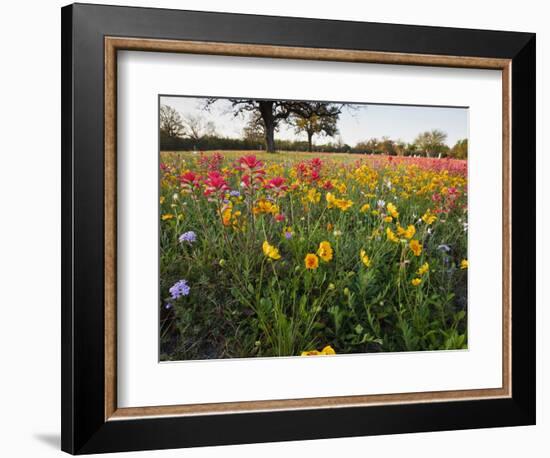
61, 3, 536, 454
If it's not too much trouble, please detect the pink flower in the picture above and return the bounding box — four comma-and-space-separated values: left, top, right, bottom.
179, 171, 201, 191
265, 176, 288, 195
203, 171, 229, 197
238, 155, 264, 171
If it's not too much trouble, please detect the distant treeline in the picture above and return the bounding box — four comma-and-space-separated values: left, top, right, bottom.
161, 132, 468, 159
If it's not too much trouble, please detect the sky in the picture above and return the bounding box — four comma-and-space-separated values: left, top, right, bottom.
161, 96, 468, 147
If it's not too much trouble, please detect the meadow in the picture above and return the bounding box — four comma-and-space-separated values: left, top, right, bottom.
159, 150, 468, 360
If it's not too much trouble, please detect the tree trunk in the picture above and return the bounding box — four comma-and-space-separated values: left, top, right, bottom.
259, 101, 276, 153
307, 131, 313, 152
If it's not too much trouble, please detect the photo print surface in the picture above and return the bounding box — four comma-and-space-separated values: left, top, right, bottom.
159, 95, 469, 361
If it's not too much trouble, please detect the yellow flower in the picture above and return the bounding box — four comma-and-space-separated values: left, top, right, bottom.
409, 239, 423, 256
411, 278, 422, 286
403, 225, 416, 239
335, 182, 347, 194
360, 249, 371, 267
336, 199, 353, 211
326, 192, 337, 208
326, 192, 353, 211
303, 188, 321, 204
387, 202, 399, 218
397, 224, 416, 239
222, 207, 232, 226
305, 253, 319, 270
301, 345, 336, 356
383, 216, 393, 223
460, 259, 469, 270
360, 203, 371, 213
421, 209, 437, 225
417, 262, 429, 275
253, 199, 279, 215
321, 345, 336, 355
161, 213, 174, 221
326, 223, 334, 232
160, 196, 165, 204
386, 227, 399, 243
262, 241, 281, 260
301, 350, 321, 356
317, 241, 333, 262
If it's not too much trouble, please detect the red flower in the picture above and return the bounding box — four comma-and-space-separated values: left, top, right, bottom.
310, 170, 320, 182
274, 213, 286, 223
240, 174, 251, 189
179, 171, 200, 188
322, 180, 334, 190
238, 155, 264, 171
310, 158, 323, 170
265, 176, 288, 193
203, 171, 229, 196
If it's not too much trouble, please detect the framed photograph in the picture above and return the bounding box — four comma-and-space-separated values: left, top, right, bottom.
61, 3, 536, 454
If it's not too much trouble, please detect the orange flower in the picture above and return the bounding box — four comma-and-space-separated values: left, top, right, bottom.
305, 253, 319, 270
409, 239, 422, 256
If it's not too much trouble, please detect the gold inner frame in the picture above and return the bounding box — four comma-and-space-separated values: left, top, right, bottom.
104, 37, 512, 421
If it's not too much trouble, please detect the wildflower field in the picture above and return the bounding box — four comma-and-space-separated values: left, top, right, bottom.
160, 150, 468, 360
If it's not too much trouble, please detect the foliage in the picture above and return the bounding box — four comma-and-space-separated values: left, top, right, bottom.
414, 129, 449, 158
159, 151, 468, 360
450, 138, 468, 159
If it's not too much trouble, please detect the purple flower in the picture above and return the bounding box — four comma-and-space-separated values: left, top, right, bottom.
284, 231, 293, 240
165, 302, 173, 310
179, 231, 197, 244
169, 279, 190, 299
229, 190, 240, 198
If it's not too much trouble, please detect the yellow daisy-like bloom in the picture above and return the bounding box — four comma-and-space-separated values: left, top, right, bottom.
326, 192, 337, 208
383, 216, 393, 223
317, 241, 333, 262
421, 209, 437, 225
409, 239, 423, 256
253, 199, 279, 215
386, 227, 399, 243
460, 259, 469, 270
262, 241, 281, 260
321, 345, 336, 355
360, 203, 371, 213
360, 249, 371, 267
336, 199, 353, 211
305, 253, 319, 270
221, 207, 232, 226
303, 188, 321, 204
301, 345, 336, 356
397, 224, 416, 239
161, 213, 174, 221
417, 262, 429, 275
387, 202, 399, 218
326, 192, 353, 211
411, 278, 422, 286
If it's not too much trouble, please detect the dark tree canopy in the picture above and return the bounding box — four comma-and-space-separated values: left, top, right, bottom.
207, 98, 344, 153
291, 102, 342, 152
